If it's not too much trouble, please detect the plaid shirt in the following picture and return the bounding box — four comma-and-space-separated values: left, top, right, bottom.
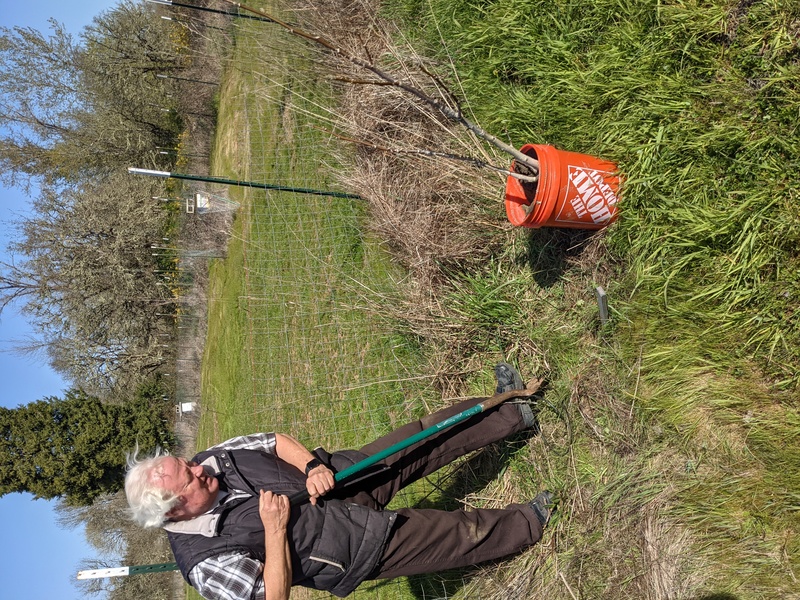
186, 433, 277, 600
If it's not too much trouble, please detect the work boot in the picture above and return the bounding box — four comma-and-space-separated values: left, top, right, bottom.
495, 362, 536, 428
495, 362, 524, 393
529, 490, 554, 527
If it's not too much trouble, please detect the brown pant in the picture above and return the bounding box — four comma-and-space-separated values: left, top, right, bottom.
338, 396, 543, 578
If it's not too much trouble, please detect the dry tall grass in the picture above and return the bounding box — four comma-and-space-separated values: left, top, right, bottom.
282, 7, 718, 594
262, 0, 542, 393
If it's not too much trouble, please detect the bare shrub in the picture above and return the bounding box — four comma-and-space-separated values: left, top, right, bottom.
291, 0, 514, 280
254, 0, 526, 392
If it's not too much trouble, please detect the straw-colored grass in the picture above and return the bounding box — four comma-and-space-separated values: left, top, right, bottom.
373, 0, 800, 597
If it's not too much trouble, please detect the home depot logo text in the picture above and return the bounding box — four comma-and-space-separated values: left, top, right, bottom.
564, 166, 619, 224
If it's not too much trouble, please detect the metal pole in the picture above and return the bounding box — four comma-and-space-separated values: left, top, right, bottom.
128, 167, 362, 199
161, 15, 229, 32
77, 562, 180, 580
146, 0, 276, 22
595, 286, 609, 324
156, 73, 218, 86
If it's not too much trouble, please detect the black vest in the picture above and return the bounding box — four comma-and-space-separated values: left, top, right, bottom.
167, 448, 396, 597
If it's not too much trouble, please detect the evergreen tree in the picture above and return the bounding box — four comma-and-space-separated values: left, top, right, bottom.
0, 389, 172, 505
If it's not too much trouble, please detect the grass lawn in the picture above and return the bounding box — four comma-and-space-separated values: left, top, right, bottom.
194, 6, 446, 599
191, 0, 799, 598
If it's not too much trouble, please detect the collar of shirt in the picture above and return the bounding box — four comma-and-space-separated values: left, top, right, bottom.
162, 456, 245, 538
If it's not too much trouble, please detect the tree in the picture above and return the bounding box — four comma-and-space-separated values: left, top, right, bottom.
0, 389, 172, 505
78, 0, 186, 168
0, 2, 182, 188
0, 21, 87, 187
0, 170, 174, 391
0, 3, 211, 391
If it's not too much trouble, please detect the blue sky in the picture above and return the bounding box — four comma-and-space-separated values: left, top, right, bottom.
0, 2, 127, 598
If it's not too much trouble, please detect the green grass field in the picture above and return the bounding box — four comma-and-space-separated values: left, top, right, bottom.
192, 0, 799, 598
193, 8, 453, 599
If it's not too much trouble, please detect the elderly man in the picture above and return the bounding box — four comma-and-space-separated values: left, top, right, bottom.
125, 364, 553, 600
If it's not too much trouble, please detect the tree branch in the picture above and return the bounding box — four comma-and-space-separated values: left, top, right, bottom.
222, 0, 539, 176
316, 126, 538, 182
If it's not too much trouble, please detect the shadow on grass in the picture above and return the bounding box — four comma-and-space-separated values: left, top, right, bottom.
521, 228, 595, 287
694, 595, 740, 600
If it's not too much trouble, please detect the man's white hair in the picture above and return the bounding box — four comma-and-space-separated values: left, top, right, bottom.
124, 447, 179, 528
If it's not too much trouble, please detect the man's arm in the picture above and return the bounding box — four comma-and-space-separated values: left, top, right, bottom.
260, 490, 292, 600
273, 433, 335, 505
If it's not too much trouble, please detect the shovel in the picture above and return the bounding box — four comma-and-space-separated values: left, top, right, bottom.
288, 380, 542, 505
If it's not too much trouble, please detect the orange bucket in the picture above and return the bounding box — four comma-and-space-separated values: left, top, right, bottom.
505, 144, 621, 229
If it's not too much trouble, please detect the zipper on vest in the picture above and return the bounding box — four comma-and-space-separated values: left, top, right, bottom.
309, 555, 345, 572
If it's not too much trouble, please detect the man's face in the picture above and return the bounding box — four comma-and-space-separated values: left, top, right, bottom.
151, 456, 220, 521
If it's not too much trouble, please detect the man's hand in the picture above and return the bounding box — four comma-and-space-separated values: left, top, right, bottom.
259, 490, 291, 600
259, 490, 290, 533
305, 464, 335, 505
272, 433, 336, 505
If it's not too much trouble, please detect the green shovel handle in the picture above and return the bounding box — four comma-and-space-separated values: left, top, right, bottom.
288, 382, 542, 506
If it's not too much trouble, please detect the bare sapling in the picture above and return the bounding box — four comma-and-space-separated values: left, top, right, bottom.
222, 0, 540, 183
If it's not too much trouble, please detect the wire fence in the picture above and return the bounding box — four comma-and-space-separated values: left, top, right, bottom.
185, 5, 472, 599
